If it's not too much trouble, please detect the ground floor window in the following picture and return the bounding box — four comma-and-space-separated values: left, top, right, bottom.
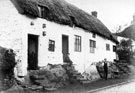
74, 35, 81, 52
49, 40, 55, 52
113, 45, 116, 52
90, 40, 96, 53
106, 44, 110, 51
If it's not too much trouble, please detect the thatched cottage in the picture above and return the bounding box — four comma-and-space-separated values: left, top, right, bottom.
0, 0, 118, 76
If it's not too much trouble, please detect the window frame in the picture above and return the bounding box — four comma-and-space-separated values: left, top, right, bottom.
106, 44, 110, 51
74, 35, 81, 52
113, 45, 116, 52
90, 40, 96, 53
48, 40, 55, 52
38, 5, 49, 19
92, 33, 96, 38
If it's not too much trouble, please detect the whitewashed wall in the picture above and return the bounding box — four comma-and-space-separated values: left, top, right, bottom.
0, 0, 117, 75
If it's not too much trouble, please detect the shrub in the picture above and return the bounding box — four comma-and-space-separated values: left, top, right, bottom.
0, 47, 16, 91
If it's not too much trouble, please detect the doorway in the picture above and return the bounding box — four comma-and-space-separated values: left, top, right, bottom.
28, 34, 38, 70
62, 35, 69, 54
62, 35, 70, 62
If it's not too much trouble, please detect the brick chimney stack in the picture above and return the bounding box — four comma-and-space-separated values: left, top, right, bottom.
91, 11, 97, 18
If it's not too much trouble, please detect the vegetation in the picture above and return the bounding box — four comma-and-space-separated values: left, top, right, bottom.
116, 39, 134, 64
0, 47, 16, 91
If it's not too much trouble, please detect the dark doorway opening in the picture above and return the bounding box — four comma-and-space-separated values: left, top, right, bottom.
62, 35, 69, 55
28, 34, 38, 70
62, 35, 71, 62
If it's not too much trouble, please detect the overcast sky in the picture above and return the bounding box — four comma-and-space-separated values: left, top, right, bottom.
66, 0, 135, 32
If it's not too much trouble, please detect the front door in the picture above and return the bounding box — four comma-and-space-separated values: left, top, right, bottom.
28, 34, 38, 70
62, 35, 69, 62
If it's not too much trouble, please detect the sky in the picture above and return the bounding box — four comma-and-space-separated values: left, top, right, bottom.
66, 0, 135, 32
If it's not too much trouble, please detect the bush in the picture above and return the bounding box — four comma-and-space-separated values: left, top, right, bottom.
116, 39, 134, 64
0, 47, 16, 91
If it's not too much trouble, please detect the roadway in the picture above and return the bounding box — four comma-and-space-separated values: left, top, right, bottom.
94, 80, 135, 93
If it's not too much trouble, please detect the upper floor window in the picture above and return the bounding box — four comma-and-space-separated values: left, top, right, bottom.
48, 40, 55, 52
38, 5, 49, 19
74, 35, 81, 52
106, 44, 110, 51
92, 33, 96, 38
90, 40, 96, 53
69, 16, 76, 27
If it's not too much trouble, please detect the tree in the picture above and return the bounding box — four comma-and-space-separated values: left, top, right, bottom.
116, 39, 134, 64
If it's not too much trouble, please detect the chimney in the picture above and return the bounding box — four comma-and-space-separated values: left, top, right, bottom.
91, 11, 97, 18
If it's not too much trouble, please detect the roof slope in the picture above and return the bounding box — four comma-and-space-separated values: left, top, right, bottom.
116, 23, 135, 40
12, 0, 118, 43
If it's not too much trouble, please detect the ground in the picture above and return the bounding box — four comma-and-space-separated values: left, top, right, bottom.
94, 80, 135, 93
2, 65, 135, 93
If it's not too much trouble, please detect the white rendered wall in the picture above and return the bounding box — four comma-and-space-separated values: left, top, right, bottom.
0, 0, 117, 75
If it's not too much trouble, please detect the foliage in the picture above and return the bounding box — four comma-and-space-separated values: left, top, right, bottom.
0, 48, 16, 91
116, 39, 134, 64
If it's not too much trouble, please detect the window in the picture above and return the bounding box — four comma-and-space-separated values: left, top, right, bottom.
92, 33, 96, 38
113, 45, 116, 52
48, 40, 55, 52
74, 35, 81, 52
90, 40, 96, 53
38, 5, 49, 19
69, 16, 76, 27
106, 44, 110, 51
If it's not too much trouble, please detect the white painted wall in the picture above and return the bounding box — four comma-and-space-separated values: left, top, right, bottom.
0, 0, 117, 75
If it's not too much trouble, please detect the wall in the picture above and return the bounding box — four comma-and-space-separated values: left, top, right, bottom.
68, 27, 116, 72
0, 0, 25, 75
0, 0, 117, 75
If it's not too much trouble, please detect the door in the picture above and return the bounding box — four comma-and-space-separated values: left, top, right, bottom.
62, 35, 69, 62
28, 34, 38, 70
62, 35, 69, 54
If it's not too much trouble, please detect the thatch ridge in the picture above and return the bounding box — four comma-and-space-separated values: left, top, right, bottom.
12, 0, 118, 43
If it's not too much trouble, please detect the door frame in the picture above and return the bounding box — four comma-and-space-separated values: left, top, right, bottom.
27, 34, 39, 70
62, 35, 69, 54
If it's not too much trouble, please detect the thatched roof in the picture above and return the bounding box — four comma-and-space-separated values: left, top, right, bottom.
12, 0, 118, 43
115, 23, 135, 41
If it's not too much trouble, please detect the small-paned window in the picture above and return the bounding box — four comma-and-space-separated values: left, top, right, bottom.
113, 45, 116, 52
74, 35, 81, 52
90, 40, 96, 53
106, 44, 110, 51
49, 40, 55, 52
